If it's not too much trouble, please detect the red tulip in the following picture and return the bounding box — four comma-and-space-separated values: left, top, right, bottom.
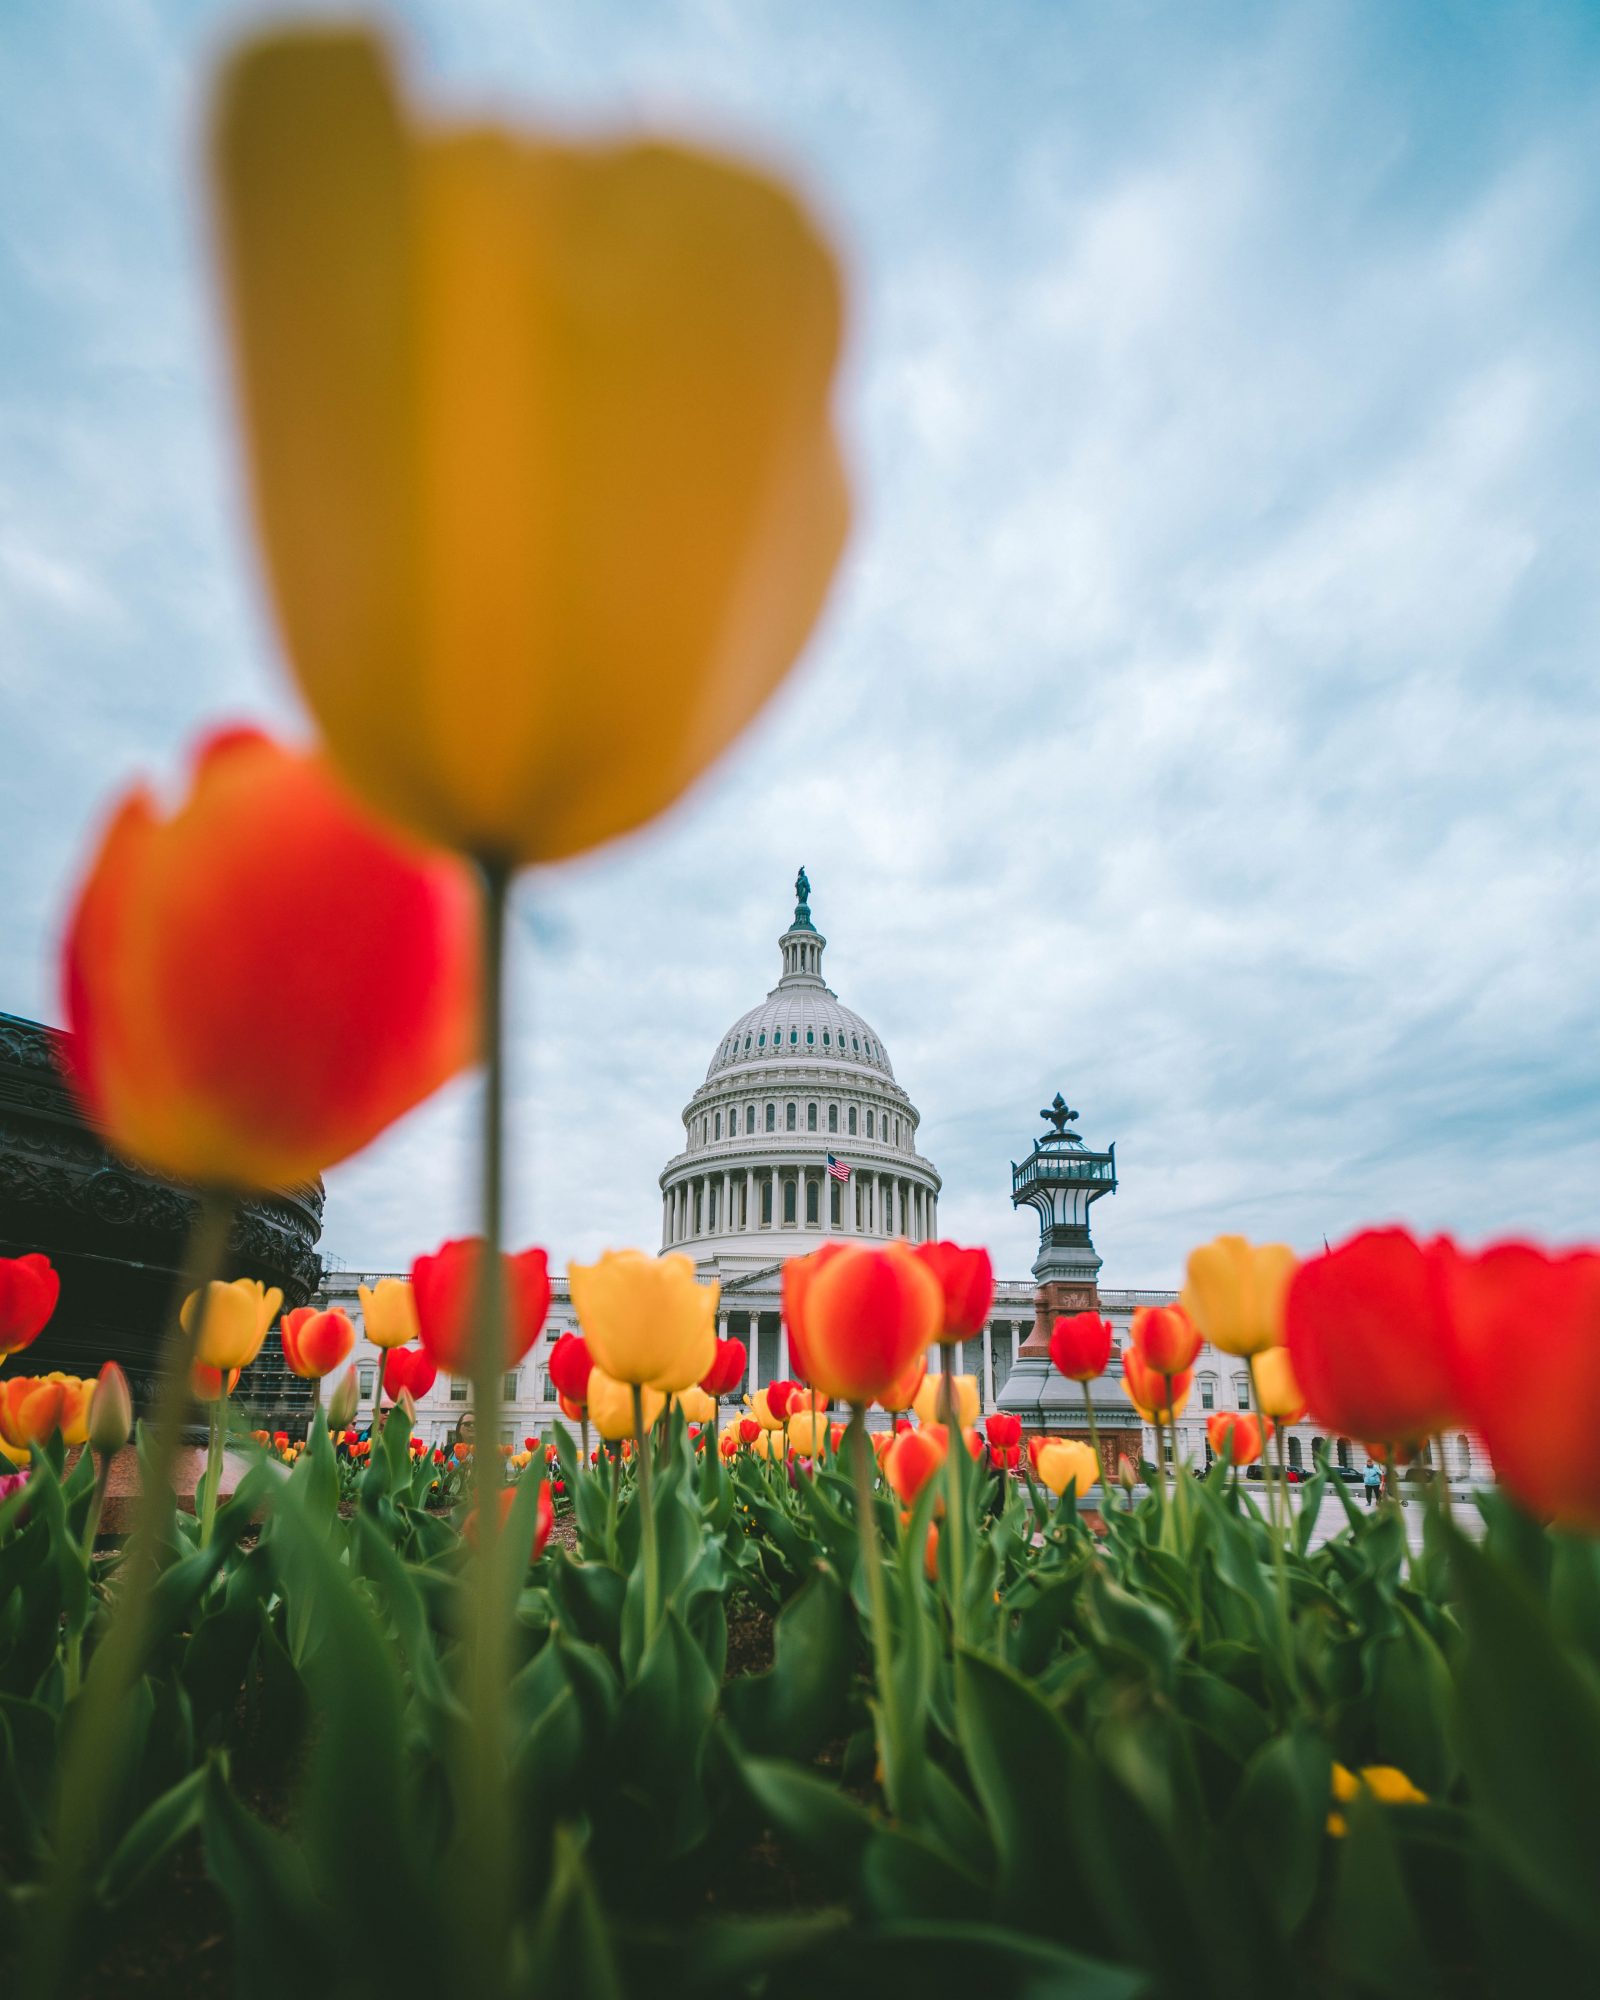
985, 1411, 1022, 1449
1446, 1241, 1600, 1530
190, 1361, 240, 1401
412, 1237, 550, 1374
783, 1243, 942, 1406
1026, 1433, 1050, 1469
738, 1416, 761, 1445
1285, 1228, 1458, 1444
988, 1443, 1021, 1470
914, 1241, 995, 1344
878, 1349, 927, 1413
62, 727, 477, 1188
1048, 1310, 1112, 1382
700, 1336, 747, 1398
558, 1393, 585, 1424
0, 1253, 60, 1357
279, 1304, 356, 1379
1131, 1303, 1201, 1376
1206, 1411, 1263, 1467
547, 1331, 593, 1405
382, 1344, 439, 1402
884, 1426, 946, 1505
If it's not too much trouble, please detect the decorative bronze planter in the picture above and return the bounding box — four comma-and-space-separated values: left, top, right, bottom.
0, 1012, 324, 1431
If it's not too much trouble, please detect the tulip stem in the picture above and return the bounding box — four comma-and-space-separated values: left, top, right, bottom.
464, 857, 512, 1986
849, 1409, 909, 1818
633, 1384, 661, 1642
1081, 1388, 1107, 1530
606, 1447, 621, 1563
31, 1185, 236, 1992
939, 1345, 968, 1645
198, 1398, 223, 1548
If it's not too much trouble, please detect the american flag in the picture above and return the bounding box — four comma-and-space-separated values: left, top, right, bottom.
826, 1153, 851, 1181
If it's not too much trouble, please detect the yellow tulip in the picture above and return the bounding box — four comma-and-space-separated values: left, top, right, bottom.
586, 1364, 665, 1443
1180, 1235, 1299, 1358
1035, 1438, 1101, 1500
1252, 1345, 1307, 1422
567, 1251, 717, 1392
182, 1278, 282, 1371
912, 1371, 980, 1429
211, 26, 849, 869
752, 1426, 785, 1461
1327, 1762, 1428, 1836
786, 1410, 829, 1458
677, 1385, 716, 1426
357, 1277, 420, 1350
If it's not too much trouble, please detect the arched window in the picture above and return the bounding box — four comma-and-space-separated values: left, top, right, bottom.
807, 1102, 818, 1132
806, 1179, 819, 1224
1288, 1435, 1303, 1470
785, 1102, 797, 1132
789, 1028, 798, 1046
822, 1029, 831, 1047
714, 1111, 722, 1139
806, 1027, 814, 1046
866, 1109, 875, 1138
1456, 1432, 1470, 1473
783, 1179, 797, 1224
758, 1031, 766, 1048
828, 1104, 838, 1134
830, 1182, 841, 1226
765, 1103, 776, 1132
744, 1034, 752, 1051
746, 1105, 756, 1134
761, 1178, 773, 1225
848, 1106, 858, 1136
1337, 1438, 1352, 1471
1234, 1373, 1251, 1409
851, 1035, 859, 1053
1199, 1374, 1216, 1410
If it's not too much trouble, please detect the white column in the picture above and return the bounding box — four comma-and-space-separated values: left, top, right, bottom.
983, 1323, 994, 1410
745, 1168, 755, 1230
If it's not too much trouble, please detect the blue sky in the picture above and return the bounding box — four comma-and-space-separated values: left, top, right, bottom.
3, 0, 1598, 1285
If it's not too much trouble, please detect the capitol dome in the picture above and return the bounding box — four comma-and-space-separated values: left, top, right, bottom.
659, 871, 942, 1259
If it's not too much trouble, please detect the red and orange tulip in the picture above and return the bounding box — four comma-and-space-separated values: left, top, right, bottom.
785, 1242, 942, 1407
0, 1253, 60, 1357
280, 1305, 356, 1379
914, 1241, 994, 1346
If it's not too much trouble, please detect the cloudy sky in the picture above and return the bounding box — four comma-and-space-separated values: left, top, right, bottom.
3, 0, 1598, 1288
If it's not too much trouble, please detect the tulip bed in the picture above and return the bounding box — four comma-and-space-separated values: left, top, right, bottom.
3, 1398, 1598, 1999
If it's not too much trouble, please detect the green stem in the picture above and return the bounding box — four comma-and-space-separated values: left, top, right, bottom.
1082, 1386, 1106, 1527
198, 1397, 223, 1548
1163, 1375, 1191, 1550
606, 1447, 621, 1563
464, 858, 512, 1988
634, 1384, 661, 1642
32, 1187, 236, 1990
1251, 1354, 1298, 1704
850, 1409, 910, 1817
939, 1344, 968, 1644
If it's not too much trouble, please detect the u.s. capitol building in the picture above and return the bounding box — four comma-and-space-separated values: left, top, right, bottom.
318, 874, 1482, 1484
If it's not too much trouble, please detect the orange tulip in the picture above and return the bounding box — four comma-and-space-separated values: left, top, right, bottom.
279, 1305, 356, 1379
1206, 1411, 1263, 1466
0, 1373, 93, 1453
1121, 1347, 1191, 1423
62, 728, 476, 1188
1130, 1302, 1201, 1376
883, 1426, 946, 1506
0, 1253, 60, 1357
784, 1242, 941, 1407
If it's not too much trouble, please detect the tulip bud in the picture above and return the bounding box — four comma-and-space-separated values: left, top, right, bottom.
88, 1360, 133, 1454
1117, 1460, 1137, 1491
326, 1365, 359, 1430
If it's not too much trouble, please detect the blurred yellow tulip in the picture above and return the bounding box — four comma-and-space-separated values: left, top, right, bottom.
1252, 1345, 1307, 1423
786, 1410, 829, 1458
1035, 1438, 1101, 1500
211, 26, 849, 869
912, 1371, 979, 1429
182, 1278, 282, 1371
1180, 1235, 1298, 1358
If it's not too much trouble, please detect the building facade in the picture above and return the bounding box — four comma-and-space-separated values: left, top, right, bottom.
314, 876, 1484, 1483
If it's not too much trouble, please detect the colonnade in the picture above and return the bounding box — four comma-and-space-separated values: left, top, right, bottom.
661, 1161, 937, 1249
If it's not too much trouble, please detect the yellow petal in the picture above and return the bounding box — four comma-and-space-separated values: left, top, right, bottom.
212, 28, 848, 867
